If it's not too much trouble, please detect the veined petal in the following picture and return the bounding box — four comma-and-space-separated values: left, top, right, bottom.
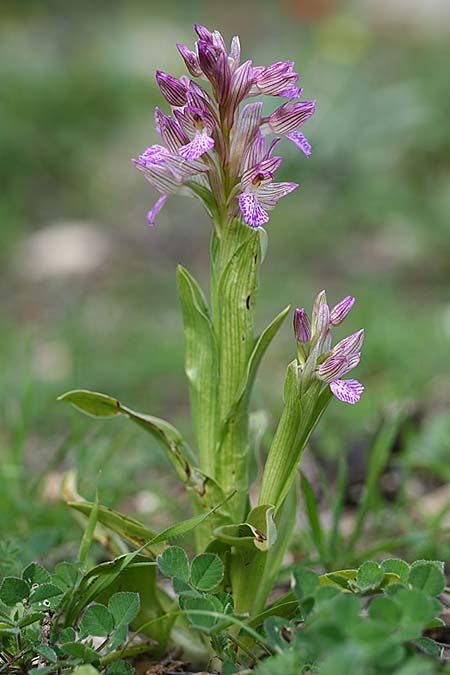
238, 192, 269, 228
158, 112, 189, 153
230, 101, 263, 173
194, 24, 213, 41
240, 156, 282, 188
256, 181, 298, 209
197, 40, 219, 79
332, 329, 364, 358
176, 43, 202, 77
214, 50, 232, 104
155, 70, 188, 107
134, 160, 182, 194
227, 59, 253, 117
137, 144, 170, 166
165, 155, 210, 177
318, 354, 350, 383
330, 296, 355, 326
240, 128, 266, 174
147, 195, 169, 227
268, 100, 316, 135
286, 131, 312, 158
330, 379, 364, 404
178, 132, 214, 160
253, 61, 299, 97
229, 35, 241, 68
294, 308, 311, 342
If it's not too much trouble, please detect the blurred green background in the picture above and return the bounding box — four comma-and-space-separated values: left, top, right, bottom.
1, 0, 450, 567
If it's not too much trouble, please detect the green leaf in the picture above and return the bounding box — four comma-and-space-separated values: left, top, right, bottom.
58, 626, 76, 643
104, 662, 133, 675
53, 561, 80, 588
68, 501, 160, 555
67, 494, 232, 624
0, 577, 30, 605
368, 596, 401, 628
61, 641, 100, 663
71, 668, 100, 675
181, 595, 217, 629
157, 546, 190, 582
293, 567, 320, 601
22, 563, 51, 587
408, 560, 445, 596
29, 583, 64, 609
108, 592, 140, 645
190, 553, 224, 591
80, 603, 114, 637
349, 414, 402, 549
78, 491, 99, 565
301, 472, 326, 564
382, 558, 410, 584
58, 389, 197, 484
246, 504, 277, 552
393, 588, 434, 631
35, 645, 57, 664
177, 264, 218, 475
18, 611, 44, 628
226, 305, 291, 422
356, 561, 384, 592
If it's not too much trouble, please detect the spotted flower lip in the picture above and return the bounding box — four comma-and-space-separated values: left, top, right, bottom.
134, 23, 314, 227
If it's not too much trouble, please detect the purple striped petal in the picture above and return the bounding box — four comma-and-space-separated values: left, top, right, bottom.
137, 144, 170, 166
147, 195, 169, 227
256, 181, 298, 210
286, 131, 312, 158
253, 61, 299, 97
178, 133, 214, 160
197, 40, 218, 79
238, 193, 269, 228
229, 35, 241, 67
268, 100, 316, 135
330, 295, 355, 326
294, 308, 311, 342
330, 379, 364, 404
155, 71, 188, 107
230, 101, 263, 173
194, 24, 213, 41
226, 60, 253, 121
332, 330, 365, 358
318, 354, 350, 382
176, 43, 202, 77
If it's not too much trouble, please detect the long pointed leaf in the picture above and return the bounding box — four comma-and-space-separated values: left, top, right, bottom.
58, 390, 197, 484
177, 265, 219, 475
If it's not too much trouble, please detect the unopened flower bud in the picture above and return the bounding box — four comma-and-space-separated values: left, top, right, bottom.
177, 43, 202, 77
155, 71, 188, 107
330, 295, 355, 326
293, 308, 310, 343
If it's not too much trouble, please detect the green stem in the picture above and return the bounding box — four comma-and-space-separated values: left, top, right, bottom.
211, 218, 261, 521
259, 377, 332, 512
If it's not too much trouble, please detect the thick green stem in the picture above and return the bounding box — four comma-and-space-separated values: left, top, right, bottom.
211, 218, 261, 521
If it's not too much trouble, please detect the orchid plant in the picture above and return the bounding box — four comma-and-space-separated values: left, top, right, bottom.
58, 23, 366, 656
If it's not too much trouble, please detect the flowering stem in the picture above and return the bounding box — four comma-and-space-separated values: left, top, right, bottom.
259, 374, 332, 512
211, 217, 261, 521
